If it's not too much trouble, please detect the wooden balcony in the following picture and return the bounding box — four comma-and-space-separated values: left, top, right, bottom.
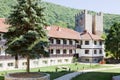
49, 54, 73, 57
49, 44, 76, 49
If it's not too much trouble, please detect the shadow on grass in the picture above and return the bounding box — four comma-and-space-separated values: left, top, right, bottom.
72, 72, 120, 80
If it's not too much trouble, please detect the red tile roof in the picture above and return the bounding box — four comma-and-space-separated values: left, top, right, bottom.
0, 18, 103, 40
80, 30, 103, 40
0, 18, 9, 33
46, 26, 80, 40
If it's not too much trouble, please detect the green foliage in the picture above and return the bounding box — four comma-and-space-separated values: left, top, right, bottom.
105, 22, 120, 59
72, 57, 78, 63
4, 0, 48, 72
1, 0, 120, 32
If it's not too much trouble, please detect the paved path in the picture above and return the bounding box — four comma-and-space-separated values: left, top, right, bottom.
54, 66, 120, 80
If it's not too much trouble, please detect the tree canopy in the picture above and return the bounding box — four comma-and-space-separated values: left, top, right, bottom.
4, 0, 48, 73
0, 0, 120, 32
105, 22, 120, 59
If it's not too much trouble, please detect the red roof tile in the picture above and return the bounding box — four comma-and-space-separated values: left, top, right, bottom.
0, 18, 9, 33
46, 26, 80, 40
0, 18, 103, 40
80, 31, 103, 40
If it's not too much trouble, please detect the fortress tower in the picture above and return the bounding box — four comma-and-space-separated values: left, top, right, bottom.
75, 10, 103, 36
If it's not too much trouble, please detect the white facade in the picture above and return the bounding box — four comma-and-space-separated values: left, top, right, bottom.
0, 57, 72, 71
0, 33, 6, 55
75, 10, 103, 36
76, 40, 105, 63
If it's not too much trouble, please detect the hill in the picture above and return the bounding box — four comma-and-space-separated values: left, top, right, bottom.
0, 0, 120, 33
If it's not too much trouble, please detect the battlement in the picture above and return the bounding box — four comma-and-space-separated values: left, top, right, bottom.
75, 10, 103, 36
75, 10, 103, 18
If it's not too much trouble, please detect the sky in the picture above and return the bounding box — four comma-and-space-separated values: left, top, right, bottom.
44, 0, 120, 14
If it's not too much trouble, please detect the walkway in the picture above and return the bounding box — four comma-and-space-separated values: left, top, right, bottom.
54, 66, 120, 80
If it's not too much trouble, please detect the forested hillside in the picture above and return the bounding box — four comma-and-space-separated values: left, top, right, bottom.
0, 0, 120, 32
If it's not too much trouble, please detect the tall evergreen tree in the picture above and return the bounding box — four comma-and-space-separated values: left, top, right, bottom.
105, 22, 120, 59
4, 0, 48, 73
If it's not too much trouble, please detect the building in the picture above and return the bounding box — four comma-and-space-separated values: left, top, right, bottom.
75, 10, 105, 63
0, 10, 105, 70
46, 26, 80, 58
0, 18, 8, 56
75, 10, 103, 36
0, 22, 80, 70
76, 30, 105, 63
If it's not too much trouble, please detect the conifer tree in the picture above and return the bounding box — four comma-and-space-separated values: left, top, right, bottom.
4, 0, 48, 73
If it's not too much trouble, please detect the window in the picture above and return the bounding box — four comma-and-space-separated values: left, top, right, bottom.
8, 63, 13, 67
99, 41, 102, 45
85, 59, 89, 62
58, 59, 62, 63
49, 49, 53, 54
99, 50, 102, 54
94, 41, 97, 45
56, 39, 60, 44
63, 49, 66, 54
94, 59, 97, 61
56, 49, 60, 54
64, 59, 69, 62
94, 50, 97, 54
85, 50, 89, 54
22, 62, 27, 66
85, 41, 89, 45
50, 60, 53, 62
69, 49, 72, 54
69, 40, 72, 45
76, 40, 79, 43
81, 41, 82, 45
49, 38, 53, 44
0, 63, 2, 67
63, 39, 67, 44
33, 61, 38, 65
50, 60, 55, 63
42, 60, 48, 64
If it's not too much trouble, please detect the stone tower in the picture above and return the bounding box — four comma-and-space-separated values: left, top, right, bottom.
75, 10, 103, 36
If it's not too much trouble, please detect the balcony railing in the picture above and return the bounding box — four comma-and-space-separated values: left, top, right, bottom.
49, 44, 76, 49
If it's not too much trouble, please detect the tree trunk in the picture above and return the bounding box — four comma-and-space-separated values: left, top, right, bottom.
26, 55, 30, 73
15, 54, 18, 68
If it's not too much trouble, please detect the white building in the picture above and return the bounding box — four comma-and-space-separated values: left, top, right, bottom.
0, 10, 105, 70
75, 10, 105, 63
76, 31, 105, 63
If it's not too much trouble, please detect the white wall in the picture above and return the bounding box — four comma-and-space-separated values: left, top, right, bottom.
0, 57, 73, 71
76, 40, 105, 58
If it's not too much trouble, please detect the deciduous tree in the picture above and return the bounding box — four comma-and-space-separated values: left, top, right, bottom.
105, 22, 120, 59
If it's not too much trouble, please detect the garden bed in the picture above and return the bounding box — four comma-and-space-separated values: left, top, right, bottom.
5, 72, 50, 80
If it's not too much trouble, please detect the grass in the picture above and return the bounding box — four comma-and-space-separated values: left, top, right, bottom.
0, 63, 113, 80
72, 68, 120, 80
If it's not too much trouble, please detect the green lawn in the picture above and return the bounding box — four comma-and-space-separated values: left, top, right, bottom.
0, 63, 112, 80
72, 68, 120, 80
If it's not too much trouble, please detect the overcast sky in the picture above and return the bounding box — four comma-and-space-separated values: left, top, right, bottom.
44, 0, 120, 14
